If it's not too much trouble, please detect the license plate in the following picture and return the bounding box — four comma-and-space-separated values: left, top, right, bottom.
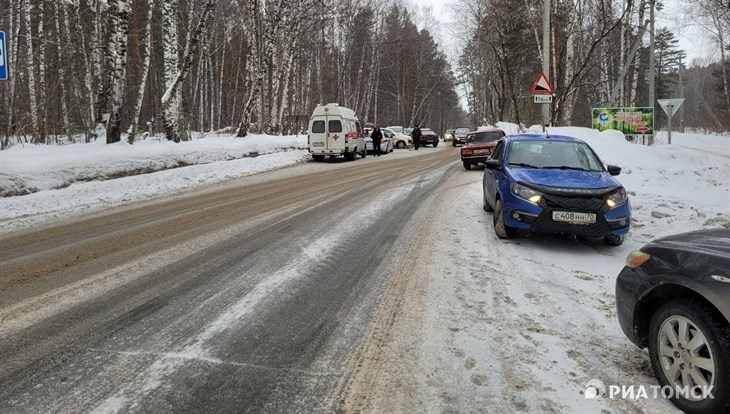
552, 211, 596, 224
312, 142, 324, 147
474, 149, 490, 154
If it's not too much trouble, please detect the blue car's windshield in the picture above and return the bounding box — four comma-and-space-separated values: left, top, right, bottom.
507, 140, 604, 172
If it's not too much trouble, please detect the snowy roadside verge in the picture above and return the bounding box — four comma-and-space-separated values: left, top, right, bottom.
0, 134, 309, 234
0, 134, 307, 196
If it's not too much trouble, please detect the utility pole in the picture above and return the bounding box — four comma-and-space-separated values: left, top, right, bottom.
542, 0, 550, 131
678, 55, 684, 132
648, 0, 655, 144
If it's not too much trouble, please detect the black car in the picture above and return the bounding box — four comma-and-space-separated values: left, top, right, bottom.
452, 127, 470, 146
616, 229, 730, 414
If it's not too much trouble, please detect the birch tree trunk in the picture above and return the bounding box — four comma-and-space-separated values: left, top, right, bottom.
162, 0, 181, 141
23, 0, 40, 142
106, 0, 131, 144
159, 0, 215, 138
71, 1, 95, 141
629, 0, 647, 106
128, 0, 154, 143
55, 0, 71, 139
38, 0, 47, 141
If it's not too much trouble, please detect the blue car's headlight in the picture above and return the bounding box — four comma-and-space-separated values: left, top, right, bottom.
512, 183, 543, 204
606, 187, 628, 208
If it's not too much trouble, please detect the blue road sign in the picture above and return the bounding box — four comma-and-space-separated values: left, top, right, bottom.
0, 31, 7, 80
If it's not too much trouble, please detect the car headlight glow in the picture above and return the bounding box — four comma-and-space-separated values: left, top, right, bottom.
512, 183, 542, 205
606, 187, 627, 208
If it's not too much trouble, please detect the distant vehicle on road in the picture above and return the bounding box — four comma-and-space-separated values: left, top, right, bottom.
452, 127, 470, 146
461, 129, 506, 170
482, 134, 630, 245
390, 129, 412, 149
308, 103, 366, 161
616, 229, 730, 414
444, 129, 455, 142
419, 128, 440, 147
364, 127, 393, 154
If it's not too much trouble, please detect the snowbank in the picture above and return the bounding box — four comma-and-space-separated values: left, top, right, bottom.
0, 134, 307, 197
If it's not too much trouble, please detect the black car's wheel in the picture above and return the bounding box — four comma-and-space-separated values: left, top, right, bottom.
433, 142, 438, 147
452, 141, 456, 147
494, 199, 517, 239
396, 141, 406, 149
648, 298, 730, 414
313, 155, 325, 162
463, 161, 472, 170
605, 234, 625, 246
483, 190, 493, 212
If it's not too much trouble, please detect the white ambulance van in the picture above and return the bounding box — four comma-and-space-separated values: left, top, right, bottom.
308, 103, 366, 161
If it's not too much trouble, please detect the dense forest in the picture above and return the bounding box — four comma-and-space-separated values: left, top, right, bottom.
0, 0, 728, 148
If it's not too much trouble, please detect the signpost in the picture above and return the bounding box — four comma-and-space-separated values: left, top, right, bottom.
531, 72, 554, 131
0, 31, 8, 81
657, 98, 684, 145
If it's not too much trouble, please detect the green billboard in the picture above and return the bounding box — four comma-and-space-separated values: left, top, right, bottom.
591, 107, 654, 135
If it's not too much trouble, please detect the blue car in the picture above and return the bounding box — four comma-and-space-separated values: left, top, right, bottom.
482, 134, 630, 245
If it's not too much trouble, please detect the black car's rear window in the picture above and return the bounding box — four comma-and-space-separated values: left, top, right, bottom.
467, 131, 504, 143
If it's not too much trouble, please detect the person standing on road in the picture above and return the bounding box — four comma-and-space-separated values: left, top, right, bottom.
411, 125, 422, 150
371, 126, 383, 156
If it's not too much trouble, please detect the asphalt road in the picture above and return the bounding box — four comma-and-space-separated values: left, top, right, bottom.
0, 146, 458, 413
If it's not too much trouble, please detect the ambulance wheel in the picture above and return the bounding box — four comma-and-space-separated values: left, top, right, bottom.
361, 148, 367, 158
313, 155, 324, 162
344, 152, 355, 161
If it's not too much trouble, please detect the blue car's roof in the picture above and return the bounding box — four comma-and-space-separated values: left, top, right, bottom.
504, 134, 585, 143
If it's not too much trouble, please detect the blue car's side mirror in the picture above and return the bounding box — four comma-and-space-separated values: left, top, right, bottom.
607, 165, 621, 176
486, 159, 502, 171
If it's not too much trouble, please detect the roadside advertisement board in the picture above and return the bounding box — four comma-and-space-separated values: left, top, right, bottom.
591, 107, 654, 135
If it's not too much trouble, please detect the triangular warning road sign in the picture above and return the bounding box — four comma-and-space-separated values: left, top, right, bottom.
530, 73, 554, 95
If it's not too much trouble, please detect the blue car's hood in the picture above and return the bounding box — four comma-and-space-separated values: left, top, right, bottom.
508, 168, 620, 191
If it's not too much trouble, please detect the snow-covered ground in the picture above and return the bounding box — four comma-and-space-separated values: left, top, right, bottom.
1, 125, 728, 412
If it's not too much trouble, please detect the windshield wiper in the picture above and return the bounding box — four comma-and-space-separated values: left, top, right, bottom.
543, 165, 590, 171
508, 162, 539, 168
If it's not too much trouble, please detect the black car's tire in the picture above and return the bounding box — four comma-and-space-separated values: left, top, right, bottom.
494, 199, 517, 239
396, 141, 406, 149
463, 161, 472, 170
313, 155, 325, 162
452, 141, 456, 147
648, 298, 730, 414
344, 151, 355, 161
433, 142, 438, 147
604, 234, 625, 246
483, 190, 493, 212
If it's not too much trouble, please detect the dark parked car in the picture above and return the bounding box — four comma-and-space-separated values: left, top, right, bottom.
452, 127, 470, 146
419, 128, 440, 147
461, 129, 506, 170
482, 134, 630, 245
616, 229, 730, 414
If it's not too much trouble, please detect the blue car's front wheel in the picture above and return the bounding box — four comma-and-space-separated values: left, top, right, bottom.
494, 199, 518, 239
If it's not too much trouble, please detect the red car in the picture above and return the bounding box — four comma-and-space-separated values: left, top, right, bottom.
419, 128, 440, 147
460, 129, 506, 169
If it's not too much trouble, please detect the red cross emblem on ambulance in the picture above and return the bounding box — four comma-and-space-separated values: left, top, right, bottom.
332, 134, 340, 141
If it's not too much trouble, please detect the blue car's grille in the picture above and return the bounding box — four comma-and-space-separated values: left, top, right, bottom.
541, 194, 606, 212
